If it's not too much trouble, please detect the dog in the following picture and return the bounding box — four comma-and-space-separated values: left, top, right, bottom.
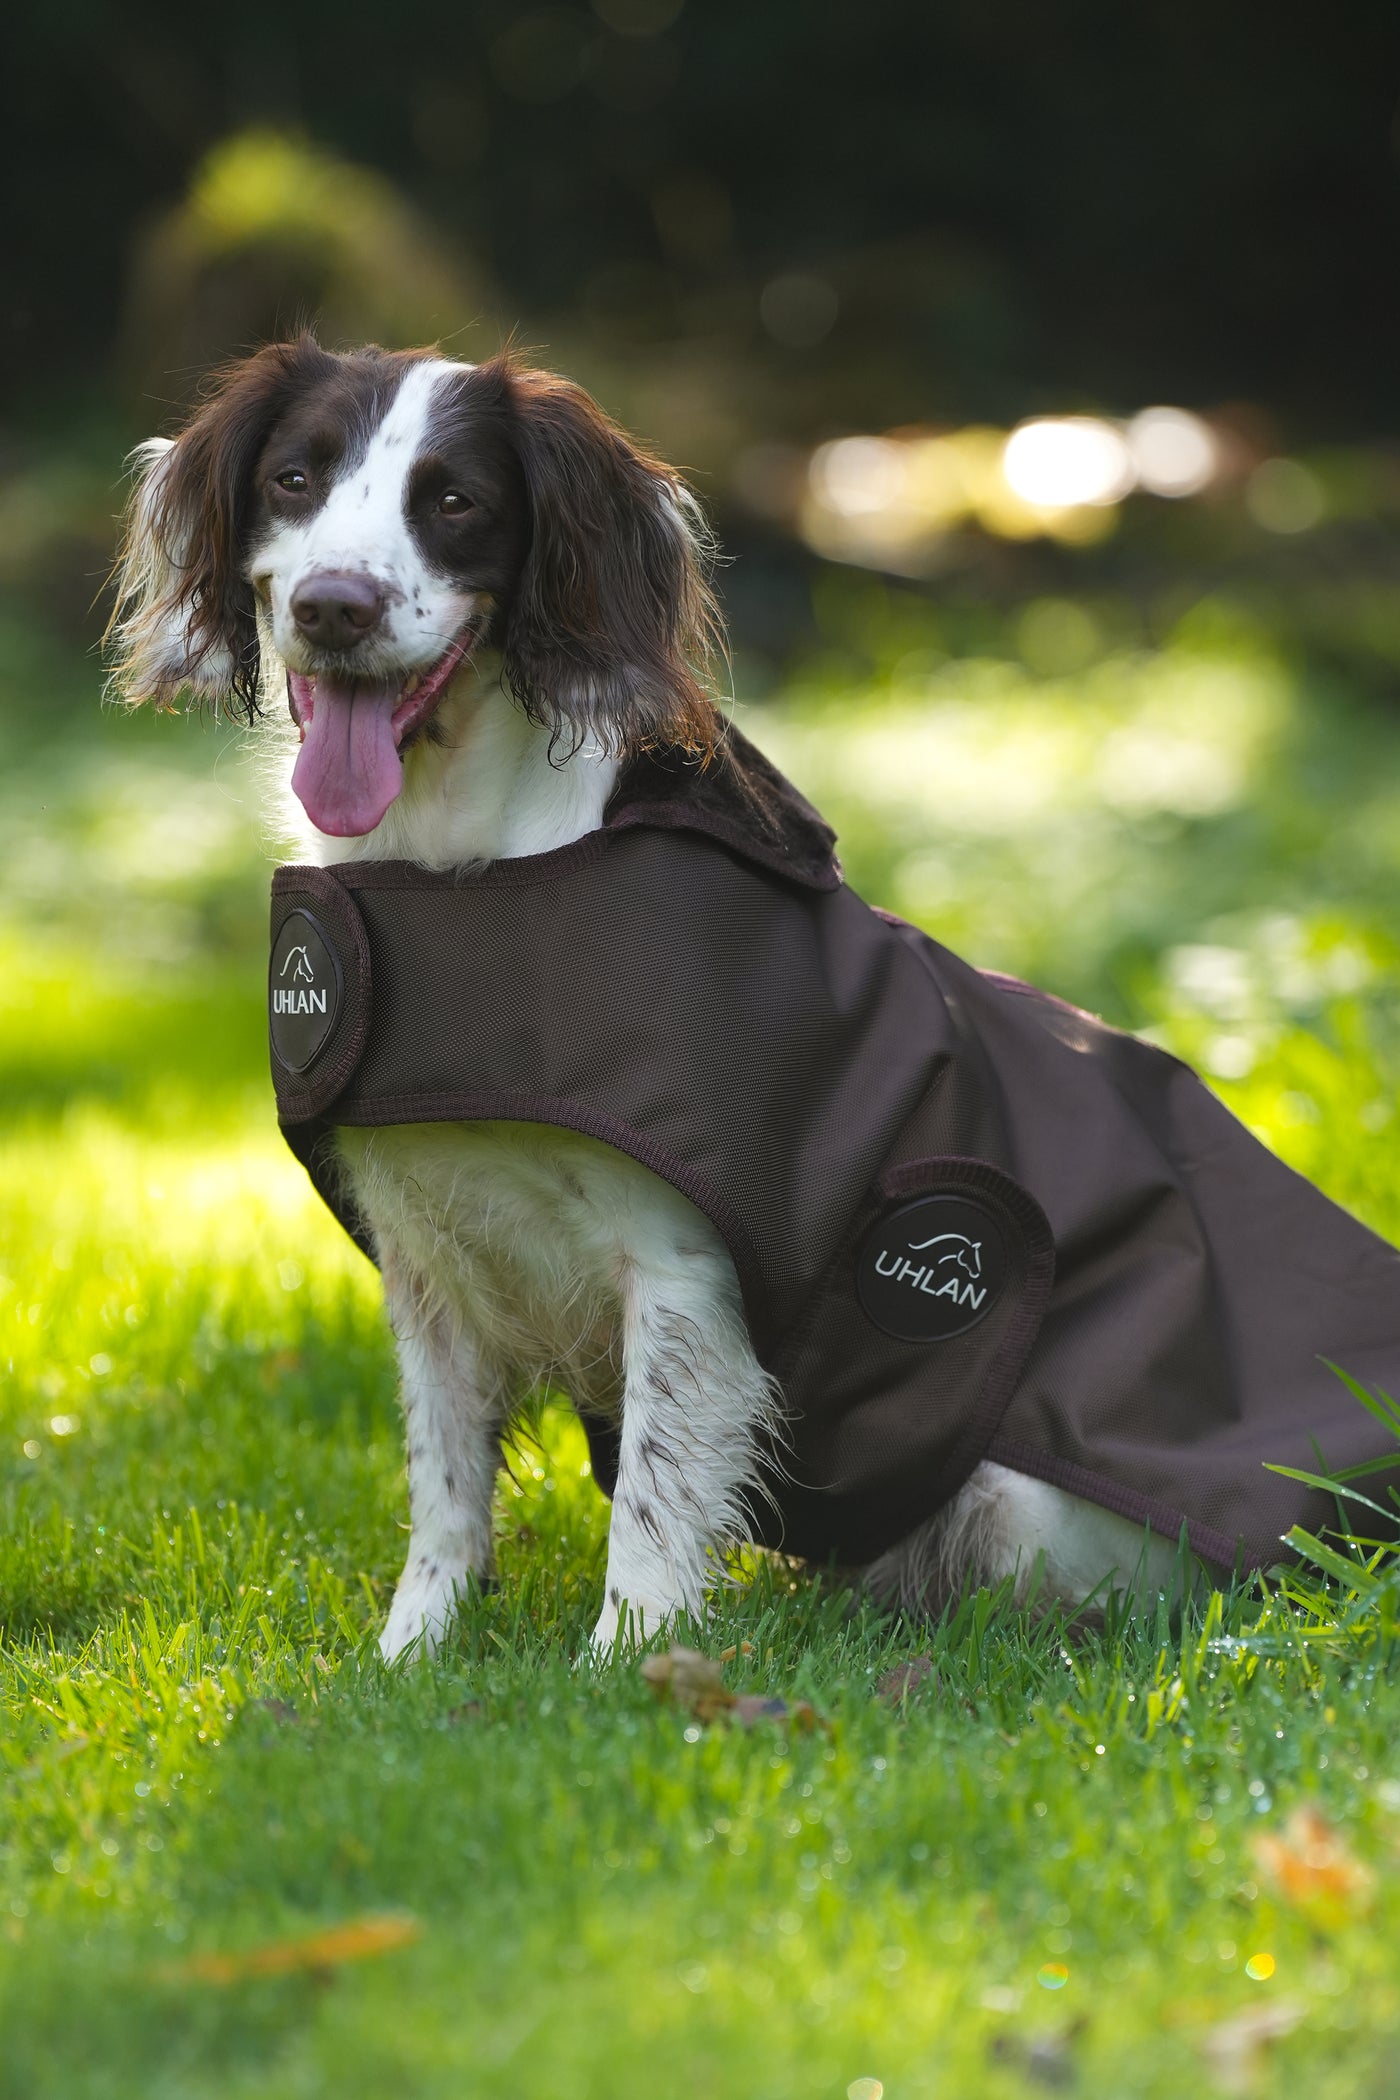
107, 337, 1191, 1658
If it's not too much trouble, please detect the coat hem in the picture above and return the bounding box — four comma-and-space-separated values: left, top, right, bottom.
282, 1093, 774, 1352
984, 1431, 1261, 1574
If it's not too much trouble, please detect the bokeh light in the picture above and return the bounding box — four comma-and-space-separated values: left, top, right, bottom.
794, 401, 1238, 570
1002, 418, 1136, 508
1127, 407, 1218, 496
1246, 459, 1325, 533
1244, 1951, 1277, 1981
809, 437, 908, 517
1037, 1961, 1070, 1989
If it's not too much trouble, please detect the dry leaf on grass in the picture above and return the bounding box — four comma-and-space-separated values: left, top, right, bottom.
640, 1645, 733, 1722
731, 1693, 822, 1731
640, 1644, 825, 1730
1254, 1805, 1371, 1914
876, 1655, 936, 1704
1199, 2000, 1305, 2095
165, 1912, 422, 1986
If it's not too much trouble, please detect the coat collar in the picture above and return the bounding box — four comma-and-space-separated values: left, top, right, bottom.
603, 723, 842, 891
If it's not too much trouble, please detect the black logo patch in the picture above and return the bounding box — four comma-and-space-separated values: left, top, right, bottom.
269, 909, 342, 1074
857, 1193, 1006, 1342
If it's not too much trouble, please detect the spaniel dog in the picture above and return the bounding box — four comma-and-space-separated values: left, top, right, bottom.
108, 340, 1177, 1657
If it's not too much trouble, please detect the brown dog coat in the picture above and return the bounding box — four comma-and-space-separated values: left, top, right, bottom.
269, 730, 1400, 1572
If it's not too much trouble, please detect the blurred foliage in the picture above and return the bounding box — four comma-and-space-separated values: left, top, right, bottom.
757, 577, 1400, 1024
8, 0, 1400, 434
7, 111, 1400, 718
121, 131, 495, 405
3, 37, 1399, 680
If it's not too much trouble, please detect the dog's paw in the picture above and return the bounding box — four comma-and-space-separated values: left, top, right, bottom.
587, 1590, 679, 1662
379, 1572, 462, 1664
587, 1601, 621, 1663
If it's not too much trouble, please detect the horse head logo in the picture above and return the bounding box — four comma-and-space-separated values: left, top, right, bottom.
280, 944, 315, 984
860, 1197, 1000, 1340
906, 1230, 983, 1279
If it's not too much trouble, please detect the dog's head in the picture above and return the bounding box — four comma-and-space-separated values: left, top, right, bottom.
108, 338, 720, 836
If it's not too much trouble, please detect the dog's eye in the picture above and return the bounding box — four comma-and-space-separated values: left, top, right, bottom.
437, 490, 474, 516
275, 470, 309, 494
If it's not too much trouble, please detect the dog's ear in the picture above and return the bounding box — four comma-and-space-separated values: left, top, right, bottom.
106, 337, 332, 718
494, 361, 723, 757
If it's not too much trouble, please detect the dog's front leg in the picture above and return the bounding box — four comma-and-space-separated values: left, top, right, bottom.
591, 1244, 777, 1656
379, 1261, 503, 1662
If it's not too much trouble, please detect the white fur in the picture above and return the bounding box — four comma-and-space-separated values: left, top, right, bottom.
347, 1117, 783, 1656
864, 1459, 1186, 1619
109, 438, 239, 704
122, 354, 1192, 1658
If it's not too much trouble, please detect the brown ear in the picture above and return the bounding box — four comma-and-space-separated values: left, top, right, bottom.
107, 336, 335, 717
494, 360, 723, 758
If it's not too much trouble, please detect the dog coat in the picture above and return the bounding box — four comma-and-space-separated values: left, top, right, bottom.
269, 729, 1400, 1573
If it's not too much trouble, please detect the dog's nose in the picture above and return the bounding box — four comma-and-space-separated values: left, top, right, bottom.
290, 571, 385, 649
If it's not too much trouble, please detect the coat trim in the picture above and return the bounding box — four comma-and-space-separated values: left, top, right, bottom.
324, 834, 614, 890
984, 1432, 1247, 1576
285, 1080, 771, 1349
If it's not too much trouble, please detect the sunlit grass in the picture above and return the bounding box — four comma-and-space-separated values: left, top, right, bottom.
755, 613, 1400, 1040
3, 614, 1400, 2094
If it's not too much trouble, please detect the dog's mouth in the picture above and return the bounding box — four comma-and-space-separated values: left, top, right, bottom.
286, 625, 479, 837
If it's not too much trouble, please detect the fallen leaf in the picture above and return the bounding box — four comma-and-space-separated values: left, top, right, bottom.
1254, 1806, 1371, 1914
1199, 2000, 1305, 2094
731, 1693, 821, 1731
166, 1912, 421, 1986
718, 1642, 755, 1662
877, 1656, 935, 1704
640, 1644, 827, 1730
640, 1645, 733, 1721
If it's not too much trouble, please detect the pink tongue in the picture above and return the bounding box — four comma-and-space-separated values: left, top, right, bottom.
291, 675, 403, 837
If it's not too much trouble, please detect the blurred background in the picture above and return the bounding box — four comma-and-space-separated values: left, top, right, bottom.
6, 0, 1400, 1202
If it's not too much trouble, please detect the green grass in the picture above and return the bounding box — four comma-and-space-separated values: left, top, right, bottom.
4, 602, 1400, 2096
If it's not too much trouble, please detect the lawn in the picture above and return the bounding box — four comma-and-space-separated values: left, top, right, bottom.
3, 591, 1400, 2098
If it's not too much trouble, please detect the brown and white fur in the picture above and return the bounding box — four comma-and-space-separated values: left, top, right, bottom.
108, 338, 1181, 1659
